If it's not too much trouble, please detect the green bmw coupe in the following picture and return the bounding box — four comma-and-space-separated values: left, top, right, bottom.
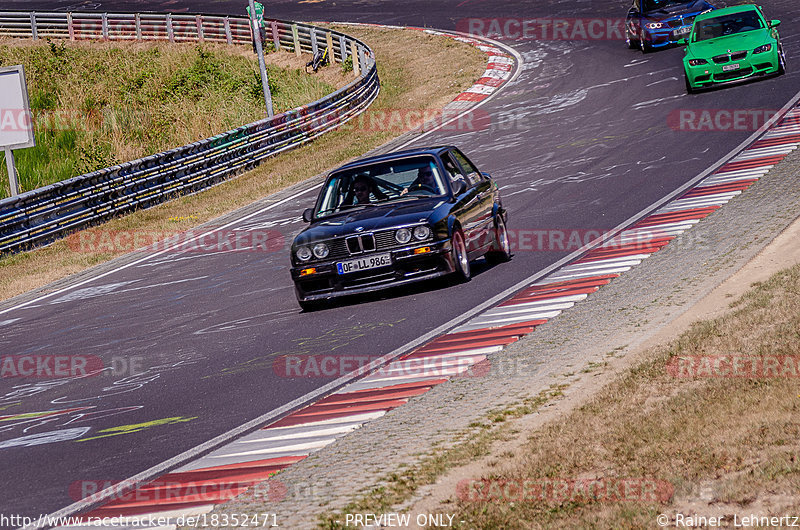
683, 4, 785, 93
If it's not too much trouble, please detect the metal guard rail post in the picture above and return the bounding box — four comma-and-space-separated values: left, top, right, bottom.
0, 11, 379, 254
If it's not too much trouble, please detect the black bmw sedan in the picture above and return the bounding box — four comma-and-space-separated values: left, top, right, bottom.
289, 146, 510, 310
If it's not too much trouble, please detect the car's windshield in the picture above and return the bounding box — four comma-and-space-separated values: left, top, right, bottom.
315, 156, 446, 218
642, 0, 692, 14
693, 11, 763, 41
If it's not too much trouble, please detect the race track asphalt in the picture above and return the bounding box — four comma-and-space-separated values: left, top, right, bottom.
2, 0, 799, 521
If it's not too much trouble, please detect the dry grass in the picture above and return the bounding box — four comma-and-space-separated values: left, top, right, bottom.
0, 36, 348, 197
443, 265, 800, 529
0, 27, 486, 301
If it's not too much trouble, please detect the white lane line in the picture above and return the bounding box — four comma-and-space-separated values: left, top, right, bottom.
402, 346, 505, 359
461, 310, 563, 328
501, 293, 589, 308
481, 301, 575, 318
536, 267, 633, 284
0, 185, 324, 316
733, 145, 797, 160
557, 259, 643, 272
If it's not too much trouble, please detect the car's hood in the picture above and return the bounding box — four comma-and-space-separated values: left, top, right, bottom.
644, 0, 713, 19
688, 30, 771, 56
296, 199, 445, 243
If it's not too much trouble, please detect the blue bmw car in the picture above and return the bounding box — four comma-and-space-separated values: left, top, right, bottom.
626, 0, 716, 52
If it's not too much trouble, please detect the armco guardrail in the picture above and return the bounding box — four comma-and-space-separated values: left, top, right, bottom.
0, 11, 379, 254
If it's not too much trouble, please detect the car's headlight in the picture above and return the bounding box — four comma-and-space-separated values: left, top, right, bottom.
753, 44, 772, 54
413, 225, 432, 241
645, 22, 663, 29
688, 58, 708, 66
313, 243, 329, 259
395, 228, 412, 244
296, 246, 313, 262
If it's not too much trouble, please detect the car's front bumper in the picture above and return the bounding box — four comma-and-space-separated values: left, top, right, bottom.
644, 25, 693, 48
290, 239, 456, 302
685, 52, 781, 89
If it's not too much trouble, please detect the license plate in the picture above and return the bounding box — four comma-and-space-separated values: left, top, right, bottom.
722, 63, 741, 72
337, 253, 392, 274
675, 26, 691, 36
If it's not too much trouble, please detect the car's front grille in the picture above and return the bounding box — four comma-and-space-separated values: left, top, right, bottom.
713, 51, 747, 64
302, 227, 433, 263
375, 230, 398, 250
666, 15, 693, 28
346, 234, 376, 255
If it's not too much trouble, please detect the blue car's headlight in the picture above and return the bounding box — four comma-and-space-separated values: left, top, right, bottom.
688, 59, 708, 66
645, 22, 664, 29
753, 44, 772, 54
296, 246, 313, 262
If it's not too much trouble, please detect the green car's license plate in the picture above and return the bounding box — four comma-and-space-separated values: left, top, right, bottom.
337, 253, 392, 274
722, 63, 741, 72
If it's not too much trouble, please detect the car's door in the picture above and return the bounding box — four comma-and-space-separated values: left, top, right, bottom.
442, 150, 486, 254
451, 148, 494, 252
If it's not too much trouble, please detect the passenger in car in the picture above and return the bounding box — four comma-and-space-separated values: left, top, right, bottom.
350, 174, 386, 204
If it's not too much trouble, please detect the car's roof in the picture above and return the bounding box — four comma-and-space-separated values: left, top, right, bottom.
334, 146, 453, 172
696, 4, 760, 22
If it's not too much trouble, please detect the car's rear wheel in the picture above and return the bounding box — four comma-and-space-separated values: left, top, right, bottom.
486, 215, 512, 264
450, 229, 471, 282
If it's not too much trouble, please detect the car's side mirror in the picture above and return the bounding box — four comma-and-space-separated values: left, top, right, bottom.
481, 172, 492, 180
302, 208, 314, 223
452, 179, 467, 196
770, 20, 781, 28
678, 37, 688, 45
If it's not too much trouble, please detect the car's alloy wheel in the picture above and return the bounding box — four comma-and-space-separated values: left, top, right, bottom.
486, 215, 512, 264
778, 44, 787, 75
450, 229, 471, 282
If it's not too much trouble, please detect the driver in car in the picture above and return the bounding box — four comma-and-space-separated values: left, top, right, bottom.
401, 167, 437, 195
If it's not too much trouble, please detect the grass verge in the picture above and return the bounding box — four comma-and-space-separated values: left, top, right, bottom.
314, 384, 569, 529
0, 37, 347, 198
432, 263, 800, 528
0, 27, 486, 301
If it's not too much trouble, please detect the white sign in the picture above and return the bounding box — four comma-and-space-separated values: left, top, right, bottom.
0, 64, 35, 149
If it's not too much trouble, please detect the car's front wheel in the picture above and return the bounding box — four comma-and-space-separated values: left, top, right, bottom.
486, 215, 512, 264
450, 229, 471, 282
627, 29, 640, 49
640, 31, 652, 53
684, 72, 696, 94
778, 44, 787, 75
